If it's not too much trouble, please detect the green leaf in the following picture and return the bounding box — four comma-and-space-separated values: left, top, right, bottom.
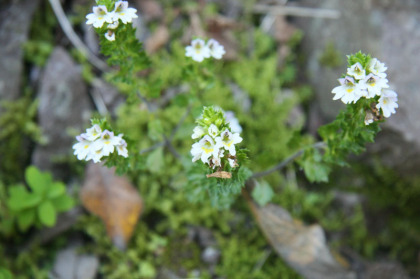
38, 201, 56, 227
302, 158, 331, 183
252, 181, 274, 206
17, 209, 36, 231
146, 147, 164, 174
51, 195, 74, 212
147, 119, 164, 141
8, 188, 42, 211
0, 267, 13, 279
25, 166, 50, 194
47, 182, 66, 199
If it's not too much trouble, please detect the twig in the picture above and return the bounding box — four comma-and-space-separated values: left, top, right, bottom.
250, 142, 326, 179
253, 4, 341, 19
139, 142, 165, 155
48, 0, 110, 72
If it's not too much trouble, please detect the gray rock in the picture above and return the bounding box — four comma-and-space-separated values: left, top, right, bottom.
0, 0, 39, 104
201, 246, 221, 264
296, 0, 420, 175
32, 47, 92, 179
51, 245, 99, 279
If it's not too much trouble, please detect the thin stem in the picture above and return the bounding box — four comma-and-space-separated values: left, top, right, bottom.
48, 0, 110, 72
250, 141, 326, 179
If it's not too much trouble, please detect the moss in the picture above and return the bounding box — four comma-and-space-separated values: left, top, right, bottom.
319, 42, 343, 68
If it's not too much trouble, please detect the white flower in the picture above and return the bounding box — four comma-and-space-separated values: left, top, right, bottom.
347, 62, 366, 80
361, 73, 389, 98
93, 130, 121, 156
207, 39, 225, 59
331, 76, 366, 104
368, 58, 387, 78
85, 124, 102, 141
208, 124, 219, 138
210, 149, 224, 169
215, 129, 242, 156
72, 135, 94, 160
86, 5, 114, 28
86, 148, 104, 163
225, 111, 242, 133
376, 89, 398, 118
107, 21, 119, 29
191, 135, 219, 164
228, 158, 238, 168
192, 126, 205, 139
113, 1, 138, 24
116, 139, 128, 158
364, 111, 375, 126
185, 39, 211, 62
105, 30, 116, 41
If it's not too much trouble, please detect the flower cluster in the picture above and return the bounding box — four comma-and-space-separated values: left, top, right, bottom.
331, 56, 398, 123
86, 1, 138, 41
73, 124, 128, 163
191, 107, 242, 170
185, 38, 226, 62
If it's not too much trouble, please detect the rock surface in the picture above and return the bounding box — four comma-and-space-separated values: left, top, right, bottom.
32, 47, 91, 179
296, 0, 420, 174
51, 245, 99, 279
0, 0, 39, 104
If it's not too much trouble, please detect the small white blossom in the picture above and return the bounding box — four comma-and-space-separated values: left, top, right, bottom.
208, 124, 219, 138
215, 129, 242, 156
347, 62, 366, 80
361, 73, 389, 98
376, 89, 398, 118
93, 130, 121, 156
192, 126, 205, 139
86, 148, 105, 163
191, 135, 219, 164
331, 76, 366, 104
72, 135, 94, 160
368, 58, 387, 78
225, 111, 242, 133
107, 21, 119, 29
113, 1, 138, 24
85, 124, 102, 141
105, 30, 116, 41
364, 111, 375, 126
228, 158, 238, 168
86, 5, 113, 28
210, 149, 224, 169
185, 39, 211, 62
207, 39, 225, 59
116, 138, 128, 158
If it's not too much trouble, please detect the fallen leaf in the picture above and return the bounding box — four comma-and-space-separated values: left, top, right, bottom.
206, 171, 232, 179
80, 163, 143, 250
145, 25, 170, 54
246, 188, 355, 279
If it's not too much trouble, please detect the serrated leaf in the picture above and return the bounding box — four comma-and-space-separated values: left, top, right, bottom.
51, 195, 74, 212
146, 147, 164, 174
17, 209, 36, 231
252, 181, 274, 206
38, 201, 56, 227
302, 159, 330, 183
47, 182, 66, 199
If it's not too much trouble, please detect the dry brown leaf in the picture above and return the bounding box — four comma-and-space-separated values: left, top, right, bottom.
145, 25, 170, 54
247, 197, 356, 279
80, 163, 143, 250
206, 171, 232, 179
